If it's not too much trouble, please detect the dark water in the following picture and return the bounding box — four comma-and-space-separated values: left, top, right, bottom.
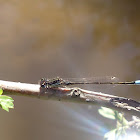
0, 0, 140, 140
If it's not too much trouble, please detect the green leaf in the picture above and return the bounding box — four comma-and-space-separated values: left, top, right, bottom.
0, 88, 3, 95
98, 107, 115, 120
0, 95, 14, 101
6, 101, 14, 108
0, 89, 14, 112
0, 99, 14, 112
1, 102, 9, 112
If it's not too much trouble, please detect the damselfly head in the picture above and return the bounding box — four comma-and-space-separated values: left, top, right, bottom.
39, 78, 47, 88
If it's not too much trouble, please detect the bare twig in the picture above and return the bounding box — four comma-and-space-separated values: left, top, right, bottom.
0, 80, 140, 116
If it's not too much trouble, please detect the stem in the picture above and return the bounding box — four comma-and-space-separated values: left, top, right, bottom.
0, 80, 140, 116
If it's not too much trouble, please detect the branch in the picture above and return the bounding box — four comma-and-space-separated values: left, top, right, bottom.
0, 80, 140, 116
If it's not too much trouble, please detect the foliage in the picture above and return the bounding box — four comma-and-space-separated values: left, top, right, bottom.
98, 107, 140, 140
0, 89, 14, 112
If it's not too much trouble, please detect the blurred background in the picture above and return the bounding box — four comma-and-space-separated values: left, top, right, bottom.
0, 0, 140, 140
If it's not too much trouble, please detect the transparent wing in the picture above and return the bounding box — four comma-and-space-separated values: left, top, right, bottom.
63, 76, 119, 85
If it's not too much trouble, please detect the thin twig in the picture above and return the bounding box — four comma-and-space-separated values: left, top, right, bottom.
0, 80, 140, 116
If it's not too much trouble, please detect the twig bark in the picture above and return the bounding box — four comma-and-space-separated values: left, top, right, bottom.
0, 80, 140, 116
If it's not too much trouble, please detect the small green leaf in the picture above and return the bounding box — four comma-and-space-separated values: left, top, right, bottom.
0, 100, 14, 112
98, 107, 115, 120
0, 89, 14, 112
6, 101, 14, 109
0, 88, 3, 95
1, 102, 9, 112
0, 95, 14, 101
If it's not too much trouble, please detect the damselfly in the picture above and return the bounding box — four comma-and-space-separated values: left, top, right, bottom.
40, 76, 140, 89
